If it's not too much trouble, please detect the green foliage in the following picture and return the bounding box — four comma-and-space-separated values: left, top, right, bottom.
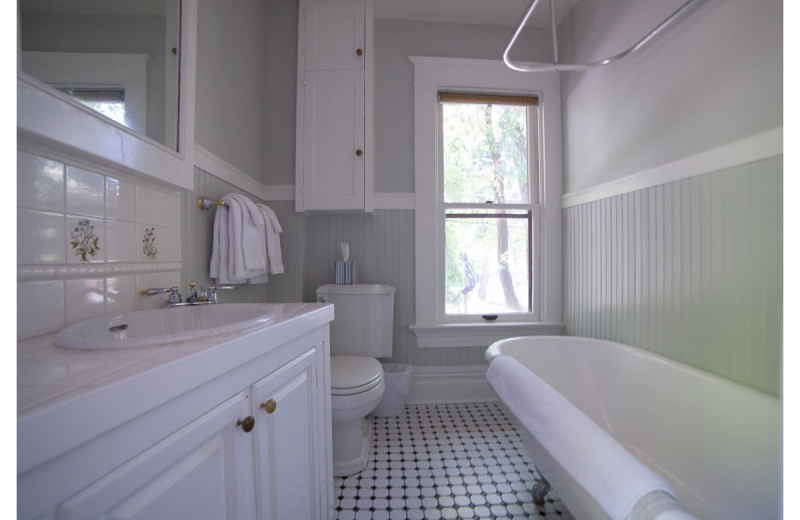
442, 103, 528, 204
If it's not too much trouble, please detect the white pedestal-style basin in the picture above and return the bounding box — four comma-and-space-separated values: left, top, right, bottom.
54, 304, 277, 349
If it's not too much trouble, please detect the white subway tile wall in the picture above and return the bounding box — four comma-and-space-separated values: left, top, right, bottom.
17, 150, 183, 340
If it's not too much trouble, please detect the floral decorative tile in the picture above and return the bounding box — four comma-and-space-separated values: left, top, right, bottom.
70, 218, 100, 261
142, 226, 158, 260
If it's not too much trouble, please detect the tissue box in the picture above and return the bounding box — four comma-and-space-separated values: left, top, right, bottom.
334, 261, 357, 284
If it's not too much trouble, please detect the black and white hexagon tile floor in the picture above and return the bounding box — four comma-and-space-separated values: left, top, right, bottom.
333, 402, 573, 520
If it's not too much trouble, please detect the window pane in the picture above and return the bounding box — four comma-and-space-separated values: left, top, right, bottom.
442, 103, 531, 204
57, 87, 128, 127
445, 211, 531, 315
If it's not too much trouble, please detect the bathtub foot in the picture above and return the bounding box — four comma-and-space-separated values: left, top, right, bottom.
532, 475, 551, 504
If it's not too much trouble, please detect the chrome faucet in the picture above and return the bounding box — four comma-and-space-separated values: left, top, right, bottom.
186, 281, 238, 305
141, 281, 238, 307
140, 286, 182, 306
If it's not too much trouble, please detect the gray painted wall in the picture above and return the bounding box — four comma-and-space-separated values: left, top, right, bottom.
557, 0, 782, 193
374, 19, 553, 192
196, 0, 267, 181
264, 0, 300, 186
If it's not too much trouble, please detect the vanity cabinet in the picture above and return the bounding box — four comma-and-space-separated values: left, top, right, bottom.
252, 347, 325, 520
17, 305, 334, 520
296, 0, 374, 213
56, 346, 327, 520
58, 392, 257, 520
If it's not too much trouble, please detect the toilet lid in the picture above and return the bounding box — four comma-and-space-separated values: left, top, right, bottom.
331, 356, 383, 395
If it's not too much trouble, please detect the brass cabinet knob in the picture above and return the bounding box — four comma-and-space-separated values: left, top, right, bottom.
356, 48, 363, 56
356, 149, 363, 156
237, 416, 255, 433
260, 399, 277, 414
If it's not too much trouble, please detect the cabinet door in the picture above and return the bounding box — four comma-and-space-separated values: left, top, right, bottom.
251, 348, 323, 520
301, 69, 365, 211
58, 393, 256, 520
304, 1, 365, 70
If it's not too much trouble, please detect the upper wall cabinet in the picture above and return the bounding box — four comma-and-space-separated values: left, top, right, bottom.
296, 0, 374, 213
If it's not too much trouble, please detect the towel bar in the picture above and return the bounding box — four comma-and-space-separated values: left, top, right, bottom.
198, 196, 228, 210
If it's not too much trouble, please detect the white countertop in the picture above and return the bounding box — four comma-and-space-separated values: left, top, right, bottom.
18, 302, 334, 475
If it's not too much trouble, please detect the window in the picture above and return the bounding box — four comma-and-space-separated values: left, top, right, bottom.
411, 58, 563, 347
440, 93, 537, 318
56, 87, 127, 127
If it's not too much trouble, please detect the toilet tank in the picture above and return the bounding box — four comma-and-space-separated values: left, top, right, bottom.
316, 284, 395, 357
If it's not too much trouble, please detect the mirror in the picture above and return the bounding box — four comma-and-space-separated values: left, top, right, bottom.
19, 0, 182, 151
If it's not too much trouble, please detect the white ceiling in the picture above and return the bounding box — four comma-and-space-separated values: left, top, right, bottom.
373, 0, 580, 28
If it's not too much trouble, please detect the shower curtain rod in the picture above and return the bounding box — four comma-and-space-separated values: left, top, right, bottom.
503, 0, 706, 72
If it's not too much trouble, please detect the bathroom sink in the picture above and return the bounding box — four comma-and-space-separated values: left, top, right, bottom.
54, 304, 276, 349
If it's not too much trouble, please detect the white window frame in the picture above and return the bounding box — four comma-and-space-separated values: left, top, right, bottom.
410, 57, 563, 348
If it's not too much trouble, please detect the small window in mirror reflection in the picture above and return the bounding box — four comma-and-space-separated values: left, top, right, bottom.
56, 87, 127, 127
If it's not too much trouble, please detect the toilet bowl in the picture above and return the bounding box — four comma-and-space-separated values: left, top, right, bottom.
316, 284, 395, 477
330, 355, 385, 477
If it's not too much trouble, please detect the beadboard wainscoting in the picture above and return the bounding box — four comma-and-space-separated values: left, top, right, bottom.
17, 148, 183, 340
563, 155, 782, 396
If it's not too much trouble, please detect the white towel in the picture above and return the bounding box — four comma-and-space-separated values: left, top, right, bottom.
210, 200, 233, 283
225, 194, 267, 281
209, 195, 284, 285
486, 356, 676, 520
258, 204, 284, 274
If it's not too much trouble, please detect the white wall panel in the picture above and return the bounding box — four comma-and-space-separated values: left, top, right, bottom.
563, 157, 782, 395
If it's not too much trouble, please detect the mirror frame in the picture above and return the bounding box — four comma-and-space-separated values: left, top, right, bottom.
17, 0, 197, 191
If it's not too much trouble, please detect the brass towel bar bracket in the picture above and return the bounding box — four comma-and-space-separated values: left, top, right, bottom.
197, 196, 229, 210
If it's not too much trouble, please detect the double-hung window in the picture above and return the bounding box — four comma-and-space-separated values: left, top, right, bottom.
440, 92, 538, 319
411, 58, 563, 348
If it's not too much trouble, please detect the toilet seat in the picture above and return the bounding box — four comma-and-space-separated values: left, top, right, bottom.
331, 356, 383, 396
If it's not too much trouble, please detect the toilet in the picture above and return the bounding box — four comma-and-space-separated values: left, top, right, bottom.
316, 283, 395, 477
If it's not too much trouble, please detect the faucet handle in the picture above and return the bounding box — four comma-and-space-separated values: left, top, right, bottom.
140, 286, 179, 296
211, 284, 238, 292
207, 284, 237, 303
140, 286, 182, 305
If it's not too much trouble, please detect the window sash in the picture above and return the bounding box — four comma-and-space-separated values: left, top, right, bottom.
445, 210, 533, 314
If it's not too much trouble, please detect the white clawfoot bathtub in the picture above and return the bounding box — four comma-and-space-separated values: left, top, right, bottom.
485, 336, 780, 520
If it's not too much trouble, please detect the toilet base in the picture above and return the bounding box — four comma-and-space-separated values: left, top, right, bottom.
332, 417, 372, 477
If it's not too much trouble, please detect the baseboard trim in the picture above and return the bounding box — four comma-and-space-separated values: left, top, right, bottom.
406, 365, 499, 404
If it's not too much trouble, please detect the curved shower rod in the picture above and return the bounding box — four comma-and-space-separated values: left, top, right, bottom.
503, 0, 706, 72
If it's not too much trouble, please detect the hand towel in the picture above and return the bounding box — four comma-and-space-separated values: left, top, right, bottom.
258, 204, 284, 274
486, 356, 676, 520
209, 193, 268, 284
225, 194, 267, 281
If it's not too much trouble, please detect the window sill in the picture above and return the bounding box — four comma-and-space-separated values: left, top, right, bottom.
409, 322, 564, 348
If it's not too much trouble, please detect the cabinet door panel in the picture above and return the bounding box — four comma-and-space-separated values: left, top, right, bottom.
252, 348, 320, 520
302, 69, 365, 211
304, 1, 365, 70
58, 393, 255, 520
